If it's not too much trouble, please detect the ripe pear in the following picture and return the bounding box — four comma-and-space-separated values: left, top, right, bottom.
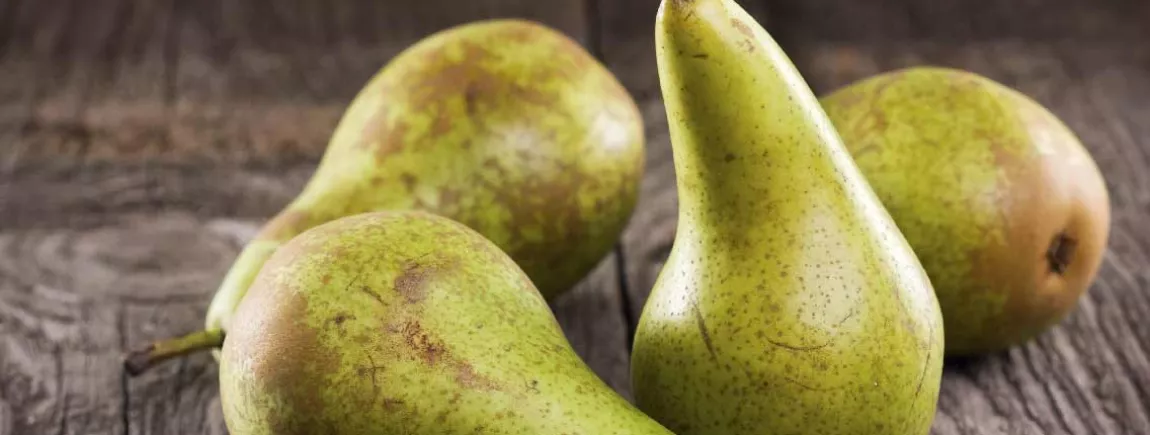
219, 211, 673, 435
821, 67, 1111, 355
630, 1, 945, 434
125, 19, 644, 373
208, 19, 643, 321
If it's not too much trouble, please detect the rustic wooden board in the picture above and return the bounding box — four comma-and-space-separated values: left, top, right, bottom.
0, 0, 591, 171
765, 0, 1150, 44
602, 1, 1150, 432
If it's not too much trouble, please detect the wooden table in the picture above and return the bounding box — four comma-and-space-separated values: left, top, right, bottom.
1, 0, 1147, 434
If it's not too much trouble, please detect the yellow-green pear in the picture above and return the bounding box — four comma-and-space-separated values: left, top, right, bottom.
125, 19, 644, 373
219, 211, 673, 434
821, 67, 1111, 355
630, 1, 944, 434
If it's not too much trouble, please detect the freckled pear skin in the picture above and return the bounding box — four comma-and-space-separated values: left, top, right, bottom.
219, 211, 674, 435
821, 67, 1111, 355
630, 1, 944, 434
205, 19, 645, 335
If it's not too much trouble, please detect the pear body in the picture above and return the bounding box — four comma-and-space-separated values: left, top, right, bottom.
821, 67, 1110, 354
630, 1, 944, 434
206, 19, 645, 334
220, 211, 672, 435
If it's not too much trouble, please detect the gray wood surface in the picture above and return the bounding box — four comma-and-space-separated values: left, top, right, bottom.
2, 0, 1149, 434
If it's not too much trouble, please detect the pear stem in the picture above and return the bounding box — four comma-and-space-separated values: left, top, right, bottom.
124, 329, 225, 376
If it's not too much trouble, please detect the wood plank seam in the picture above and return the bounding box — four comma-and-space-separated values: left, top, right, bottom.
614, 242, 637, 351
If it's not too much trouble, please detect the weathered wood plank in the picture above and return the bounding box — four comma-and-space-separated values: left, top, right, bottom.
766, 0, 1149, 44
1, 0, 592, 166
0, 226, 132, 435
0, 162, 316, 230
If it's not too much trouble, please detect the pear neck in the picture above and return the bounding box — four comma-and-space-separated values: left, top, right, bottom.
255, 206, 326, 244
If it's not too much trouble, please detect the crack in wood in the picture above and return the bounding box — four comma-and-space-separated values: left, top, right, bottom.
613, 244, 637, 351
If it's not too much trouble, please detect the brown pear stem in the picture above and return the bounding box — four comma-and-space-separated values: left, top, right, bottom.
124, 329, 225, 376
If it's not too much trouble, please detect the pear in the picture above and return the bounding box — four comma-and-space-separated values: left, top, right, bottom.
218, 211, 673, 435
630, 1, 944, 434
821, 67, 1111, 355
125, 19, 644, 373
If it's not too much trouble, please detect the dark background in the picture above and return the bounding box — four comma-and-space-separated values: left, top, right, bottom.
1, 0, 1148, 434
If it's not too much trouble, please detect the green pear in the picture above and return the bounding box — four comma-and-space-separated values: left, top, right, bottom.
630, 1, 944, 434
125, 19, 643, 373
821, 67, 1111, 355
219, 211, 673, 435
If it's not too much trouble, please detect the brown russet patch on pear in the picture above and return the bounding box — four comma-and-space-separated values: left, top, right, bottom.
361, 35, 571, 165
480, 162, 590, 273
432, 111, 453, 136
411, 41, 557, 117
371, 114, 412, 163
389, 319, 503, 392
235, 280, 341, 433
731, 19, 754, 38
348, 102, 409, 163
455, 363, 500, 391
729, 20, 757, 53
501, 21, 540, 43
393, 256, 460, 304
399, 320, 448, 365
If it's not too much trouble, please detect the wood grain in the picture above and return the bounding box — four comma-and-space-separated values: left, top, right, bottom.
766, 0, 1150, 45
0, 0, 591, 166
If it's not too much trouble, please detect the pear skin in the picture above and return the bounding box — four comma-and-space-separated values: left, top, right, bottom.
205, 18, 644, 335
119, 19, 646, 373
822, 67, 1111, 355
630, 1, 944, 434
219, 212, 673, 435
